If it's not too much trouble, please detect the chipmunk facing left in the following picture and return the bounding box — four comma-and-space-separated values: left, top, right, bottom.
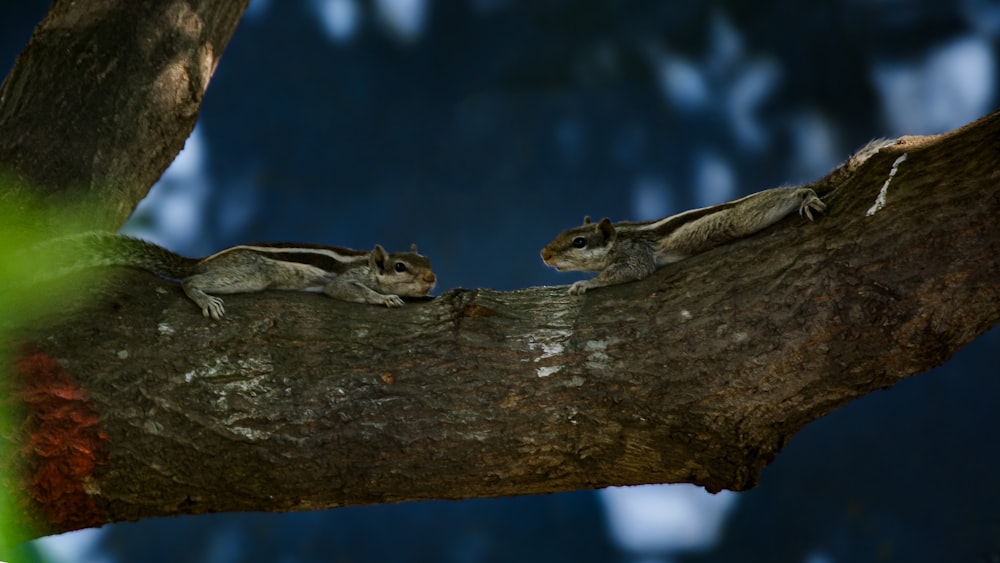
540, 186, 825, 295
40, 233, 437, 319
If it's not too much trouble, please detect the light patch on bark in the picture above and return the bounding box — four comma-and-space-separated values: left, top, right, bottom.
526, 329, 571, 377
183, 354, 273, 383
537, 366, 562, 378
225, 424, 273, 442
585, 340, 612, 368
866, 153, 908, 216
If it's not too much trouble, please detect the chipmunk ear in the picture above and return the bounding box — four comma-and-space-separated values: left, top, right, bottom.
370, 244, 388, 273
410, 243, 418, 253
597, 217, 616, 242
583, 215, 592, 225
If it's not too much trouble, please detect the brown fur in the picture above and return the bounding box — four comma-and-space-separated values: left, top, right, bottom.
541, 186, 826, 295
41, 233, 437, 319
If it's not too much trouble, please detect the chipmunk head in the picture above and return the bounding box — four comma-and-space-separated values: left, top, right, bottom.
540, 216, 617, 272
369, 244, 437, 297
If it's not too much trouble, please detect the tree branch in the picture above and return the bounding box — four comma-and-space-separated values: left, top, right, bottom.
0, 0, 249, 229
2, 0, 998, 541
8, 110, 1000, 536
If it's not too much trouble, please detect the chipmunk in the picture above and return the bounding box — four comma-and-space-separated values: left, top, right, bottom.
39, 233, 437, 319
540, 186, 826, 295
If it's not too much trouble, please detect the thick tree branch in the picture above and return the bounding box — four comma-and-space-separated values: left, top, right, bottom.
2, 0, 998, 540
0, 0, 248, 229
7, 111, 1000, 536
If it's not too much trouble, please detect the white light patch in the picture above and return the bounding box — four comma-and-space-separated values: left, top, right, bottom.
375, 0, 428, 42
631, 175, 673, 221
313, 0, 360, 42
866, 153, 908, 216
122, 125, 212, 252
872, 36, 995, 135
693, 150, 736, 208
653, 54, 708, 111
727, 58, 780, 149
32, 528, 111, 563
600, 483, 738, 554
788, 110, 838, 182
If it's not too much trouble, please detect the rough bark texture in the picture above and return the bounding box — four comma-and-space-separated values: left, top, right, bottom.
1, 0, 998, 541
0, 0, 248, 229
6, 110, 1000, 536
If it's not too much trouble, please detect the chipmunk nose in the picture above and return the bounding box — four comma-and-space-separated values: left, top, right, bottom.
540, 247, 553, 262
423, 272, 437, 284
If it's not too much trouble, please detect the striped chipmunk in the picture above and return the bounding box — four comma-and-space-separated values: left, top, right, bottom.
540, 186, 826, 295
38, 233, 437, 319
538, 138, 905, 295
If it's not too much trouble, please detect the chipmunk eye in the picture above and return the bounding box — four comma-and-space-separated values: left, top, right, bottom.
571, 237, 587, 249
394, 262, 408, 273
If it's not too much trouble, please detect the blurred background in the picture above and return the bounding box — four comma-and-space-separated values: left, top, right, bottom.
3, 0, 1000, 561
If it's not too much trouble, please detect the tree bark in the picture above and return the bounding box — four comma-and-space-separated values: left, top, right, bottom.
5, 110, 1000, 536
2, 0, 999, 541
0, 0, 249, 229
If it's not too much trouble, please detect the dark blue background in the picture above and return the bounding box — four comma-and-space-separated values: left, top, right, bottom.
3, 1, 999, 561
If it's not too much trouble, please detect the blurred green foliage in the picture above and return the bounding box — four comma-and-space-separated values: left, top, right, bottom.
0, 189, 107, 561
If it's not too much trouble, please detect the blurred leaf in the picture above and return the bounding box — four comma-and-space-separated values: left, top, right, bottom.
0, 187, 108, 561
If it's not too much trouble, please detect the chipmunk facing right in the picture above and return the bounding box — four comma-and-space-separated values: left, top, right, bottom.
540, 186, 825, 295
39, 233, 437, 319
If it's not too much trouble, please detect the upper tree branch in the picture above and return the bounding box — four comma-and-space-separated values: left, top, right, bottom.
0, 0, 249, 229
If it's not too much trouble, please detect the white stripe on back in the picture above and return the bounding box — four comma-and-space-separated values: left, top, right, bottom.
203, 245, 369, 263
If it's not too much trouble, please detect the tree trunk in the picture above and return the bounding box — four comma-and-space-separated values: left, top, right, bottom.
0, 0, 249, 229
6, 111, 1000, 536
1, 0, 998, 541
